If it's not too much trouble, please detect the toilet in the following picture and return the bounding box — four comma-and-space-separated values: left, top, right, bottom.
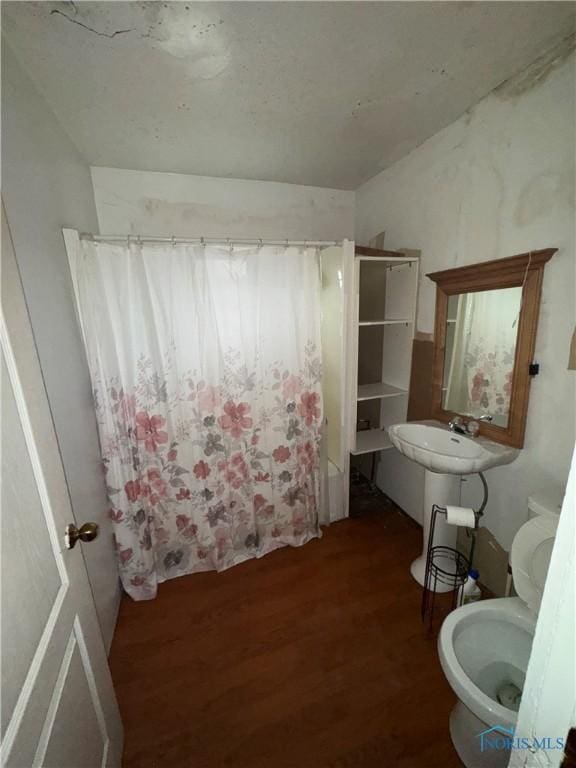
438, 493, 561, 768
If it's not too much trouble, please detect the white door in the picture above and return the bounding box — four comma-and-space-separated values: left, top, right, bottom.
1, 205, 123, 768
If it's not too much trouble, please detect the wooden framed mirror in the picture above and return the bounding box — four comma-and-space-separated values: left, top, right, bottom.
428, 249, 556, 448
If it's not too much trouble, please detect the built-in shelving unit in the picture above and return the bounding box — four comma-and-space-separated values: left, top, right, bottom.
349, 246, 419, 460
357, 382, 407, 401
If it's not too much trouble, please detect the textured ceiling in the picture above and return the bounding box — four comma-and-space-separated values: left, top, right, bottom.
3, 1, 575, 189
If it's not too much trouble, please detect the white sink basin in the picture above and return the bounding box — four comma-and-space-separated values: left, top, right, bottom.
388, 420, 518, 475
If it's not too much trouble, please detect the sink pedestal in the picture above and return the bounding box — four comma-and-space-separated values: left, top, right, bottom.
388, 420, 518, 591
411, 470, 462, 592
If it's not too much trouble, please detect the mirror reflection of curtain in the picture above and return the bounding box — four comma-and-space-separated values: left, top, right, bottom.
445, 288, 521, 419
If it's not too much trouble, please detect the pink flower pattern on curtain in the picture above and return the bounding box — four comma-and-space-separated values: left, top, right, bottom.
467, 341, 515, 415
71, 241, 323, 600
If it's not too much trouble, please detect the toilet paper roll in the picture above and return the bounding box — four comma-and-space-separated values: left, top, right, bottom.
445, 505, 476, 528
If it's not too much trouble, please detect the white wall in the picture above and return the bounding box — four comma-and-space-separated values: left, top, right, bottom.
509, 443, 575, 768
1, 44, 121, 649
91, 166, 355, 240
355, 52, 576, 550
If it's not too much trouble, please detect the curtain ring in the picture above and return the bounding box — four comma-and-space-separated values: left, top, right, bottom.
258, 238, 263, 249
171, 235, 176, 248
200, 236, 205, 247
137, 235, 142, 247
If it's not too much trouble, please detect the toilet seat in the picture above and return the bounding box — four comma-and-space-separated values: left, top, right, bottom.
510, 515, 558, 613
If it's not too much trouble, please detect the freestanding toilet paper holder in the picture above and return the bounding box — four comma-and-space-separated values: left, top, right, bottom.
421, 504, 473, 631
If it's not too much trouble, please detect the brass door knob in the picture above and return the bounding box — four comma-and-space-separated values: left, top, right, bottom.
64, 522, 99, 550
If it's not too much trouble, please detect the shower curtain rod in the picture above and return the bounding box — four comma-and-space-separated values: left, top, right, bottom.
80, 233, 343, 248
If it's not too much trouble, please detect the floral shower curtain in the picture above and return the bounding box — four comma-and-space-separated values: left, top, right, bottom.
70, 239, 324, 600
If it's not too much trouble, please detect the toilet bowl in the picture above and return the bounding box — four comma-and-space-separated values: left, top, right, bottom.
438, 500, 559, 768
439, 598, 535, 767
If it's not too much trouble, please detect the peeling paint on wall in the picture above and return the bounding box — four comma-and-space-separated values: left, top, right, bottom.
90, 167, 355, 241
495, 32, 576, 98
515, 171, 575, 227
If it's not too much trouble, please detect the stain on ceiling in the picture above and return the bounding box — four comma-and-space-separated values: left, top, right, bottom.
2, 1, 575, 189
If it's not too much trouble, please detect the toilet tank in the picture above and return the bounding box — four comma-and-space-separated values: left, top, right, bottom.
527, 490, 564, 519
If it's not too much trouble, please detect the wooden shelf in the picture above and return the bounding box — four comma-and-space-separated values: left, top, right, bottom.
352, 429, 393, 456
357, 382, 407, 401
358, 319, 413, 327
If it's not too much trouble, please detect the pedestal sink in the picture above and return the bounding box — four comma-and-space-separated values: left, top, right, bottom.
388, 420, 519, 590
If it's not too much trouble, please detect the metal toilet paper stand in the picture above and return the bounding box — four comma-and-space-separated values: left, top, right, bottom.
421, 504, 472, 631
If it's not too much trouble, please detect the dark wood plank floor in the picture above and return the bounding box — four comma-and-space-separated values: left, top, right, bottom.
110, 495, 463, 768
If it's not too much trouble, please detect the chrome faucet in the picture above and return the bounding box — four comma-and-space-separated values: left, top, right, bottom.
448, 417, 466, 435
448, 414, 492, 437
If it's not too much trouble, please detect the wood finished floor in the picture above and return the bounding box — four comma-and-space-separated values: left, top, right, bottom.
110, 497, 463, 768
